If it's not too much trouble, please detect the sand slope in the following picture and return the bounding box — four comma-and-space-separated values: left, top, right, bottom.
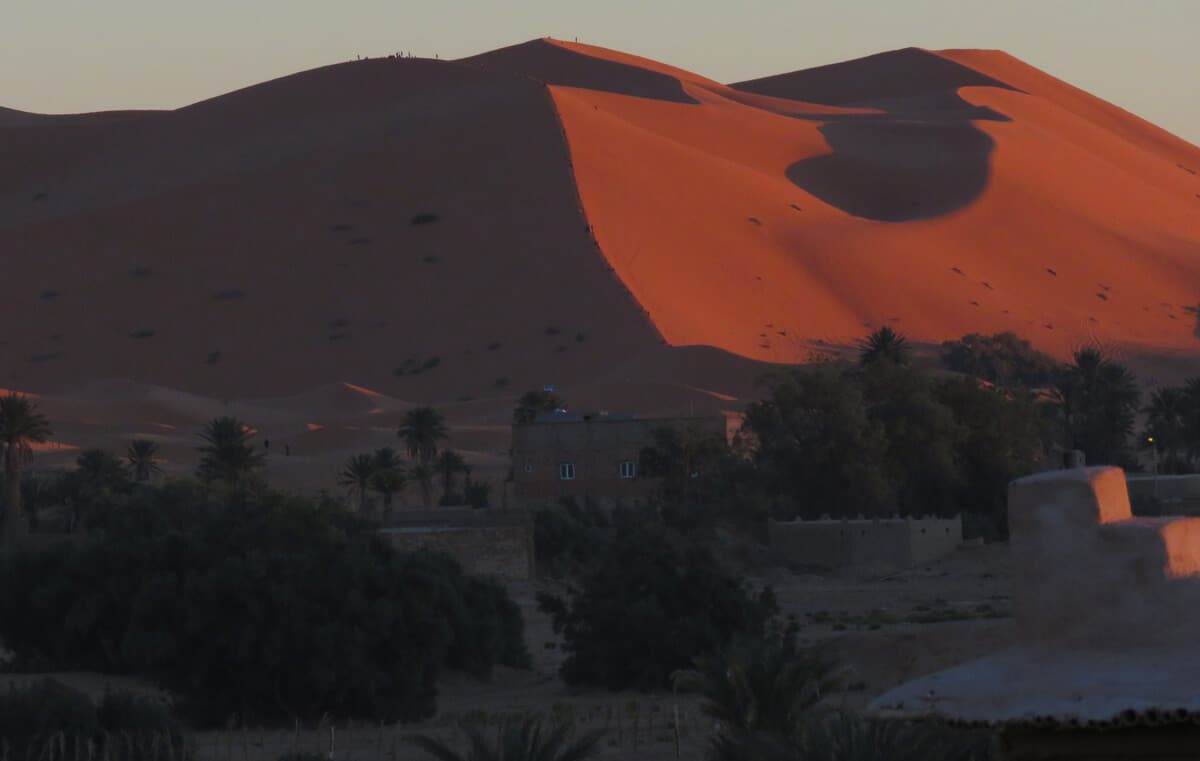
2, 40, 1199, 478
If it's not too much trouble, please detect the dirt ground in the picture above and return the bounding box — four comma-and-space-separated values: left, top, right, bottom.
3, 543, 1013, 760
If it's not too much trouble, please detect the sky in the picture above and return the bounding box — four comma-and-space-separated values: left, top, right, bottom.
3, 0, 1198, 145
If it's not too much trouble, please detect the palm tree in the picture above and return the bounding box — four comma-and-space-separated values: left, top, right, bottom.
435, 449, 467, 504
196, 416, 265, 488
513, 389, 562, 425
1144, 387, 1190, 473
406, 714, 604, 761
674, 647, 847, 753
398, 407, 448, 465
339, 453, 377, 513
0, 393, 52, 545
75, 449, 130, 493
1053, 347, 1139, 467
126, 438, 163, 481
410, 464, 435, 507
370, 447, 406, 511
858, 326, 911, 366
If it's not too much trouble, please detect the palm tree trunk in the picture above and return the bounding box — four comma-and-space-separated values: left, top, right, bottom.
3, 447, 26, 547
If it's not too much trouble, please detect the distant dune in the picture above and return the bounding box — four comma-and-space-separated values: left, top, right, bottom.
3, 38, 1199, 471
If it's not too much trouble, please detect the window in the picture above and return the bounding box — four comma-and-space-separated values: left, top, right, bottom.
619, 460, 636, 479
559, 463, 575, 480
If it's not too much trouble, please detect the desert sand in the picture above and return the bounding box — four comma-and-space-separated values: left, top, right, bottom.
2, 38, 1198, 487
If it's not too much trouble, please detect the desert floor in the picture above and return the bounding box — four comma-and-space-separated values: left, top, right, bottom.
5, 543, 1012, 760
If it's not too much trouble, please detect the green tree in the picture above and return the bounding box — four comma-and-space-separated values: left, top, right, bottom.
857, 326, 911, 366
861, 361, 966, 516
537, 522, 780, 690
1144, 386, 1192, 473
513, 389, 562, 425
410, 464, 435, 507
406, 714, 604, 761
0, 393, 52, 545
934, 377, 1048, 538
638, 424, 730, 507
370, 447, 406, 511
1052, 348, 1140, 467
339, 453, 378, 513
196, 416, 266, 488
744, 367, 893, 519
399, 407, 449, 465
125, 439, 163, 482
435, 450, 468, 505
940, 331, 1059, 387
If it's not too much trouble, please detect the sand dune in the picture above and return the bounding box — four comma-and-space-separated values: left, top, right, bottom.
3, 39, 1199, 487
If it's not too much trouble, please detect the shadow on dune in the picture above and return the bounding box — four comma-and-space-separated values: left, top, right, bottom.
735, 48, 1020, 222
465, 39, 697, 104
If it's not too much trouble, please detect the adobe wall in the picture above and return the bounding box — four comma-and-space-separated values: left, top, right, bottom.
1126, 473, 1200, 501
379, 524, 534, 580
1007, 466, 1200, 647
768, 516, 962, 570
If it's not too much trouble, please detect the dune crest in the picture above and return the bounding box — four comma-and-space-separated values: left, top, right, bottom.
2, 38, 1198, 413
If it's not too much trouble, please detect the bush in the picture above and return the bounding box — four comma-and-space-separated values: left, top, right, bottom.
537, 521, 779, 690
0, 486, 530, 726
0, 679, 98, 757
940, 331, 1059, 387
531, 500, 608, 578
97, 690, 187, 761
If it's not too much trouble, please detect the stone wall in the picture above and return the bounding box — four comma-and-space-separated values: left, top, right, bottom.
378, 510, 534, 580
767, 515, 961, 570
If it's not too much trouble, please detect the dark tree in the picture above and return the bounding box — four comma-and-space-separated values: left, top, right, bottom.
1052, 348, 1139, 467
0, 393, 52, 545
513, 389, 563, 425
196, 416, 266, 488
126, 439, 163, 482
744, 367, 893, 518
398, 407, 448, 465
857, 326, 912, 366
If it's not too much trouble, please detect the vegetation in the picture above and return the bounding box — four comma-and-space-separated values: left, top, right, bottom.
339, 452, 377, 512
537, 515, 782, 690
126, 439, 163, 482
0, 680, 185, 761
406, 714, 604, 761
435, 449, 469, 505
0, 392, 52, 545
399, 407, 449, 465
1051, 347, 1140, 469
513, 389, 562, 425
940, 331, 1059, 387
370, 447, 407, 510
411, 464, 435, 507
195, 416, 265, 488
857, 326, 911, 366
0, 486, 529, 726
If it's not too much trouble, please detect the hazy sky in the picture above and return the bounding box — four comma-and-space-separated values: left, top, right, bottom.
4, 0, 1198, 145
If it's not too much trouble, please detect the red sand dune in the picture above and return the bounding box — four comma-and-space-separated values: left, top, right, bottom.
2, 38, 1199, 417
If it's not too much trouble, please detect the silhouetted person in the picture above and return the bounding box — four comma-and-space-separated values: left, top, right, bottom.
284, 444, 291, 457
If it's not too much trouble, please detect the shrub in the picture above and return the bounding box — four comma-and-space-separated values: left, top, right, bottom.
537, 521, 779, 690
940, 331, 1059, 387
97, 690, 187, 761
531, 501, 608, 578
0, 486, 529, 726
0, 679, 98, 758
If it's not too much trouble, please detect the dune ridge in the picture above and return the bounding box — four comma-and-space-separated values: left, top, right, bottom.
2, 38, 1198, 422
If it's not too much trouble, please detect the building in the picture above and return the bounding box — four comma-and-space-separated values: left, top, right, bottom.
510, 410, 734, 507
868, 466, 1200, 758
768, 514, 962, 570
